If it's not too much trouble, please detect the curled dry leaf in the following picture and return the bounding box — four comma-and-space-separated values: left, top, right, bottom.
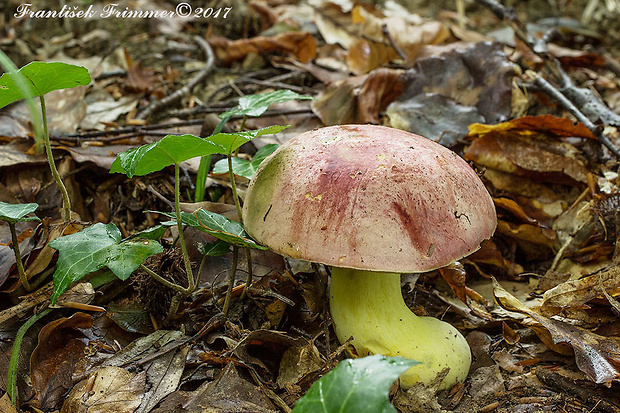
493, 278, 620, 385
465, 130, 589, 185
312, 67, 406, 125
31, 312, 94, 410
209, 32, 317, 65
541, 265, 620, 311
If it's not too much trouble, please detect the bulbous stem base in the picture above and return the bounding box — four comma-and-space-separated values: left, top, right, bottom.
329, 267, 471, 389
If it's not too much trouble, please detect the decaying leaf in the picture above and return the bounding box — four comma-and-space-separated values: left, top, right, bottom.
465, 132, 589, 185
61, 366, 145, 413
31, 312, 94, 410
209, 32, 317, 65
312, 67, 405, 125
151, 362, 277, 413
493, 278, 620, 385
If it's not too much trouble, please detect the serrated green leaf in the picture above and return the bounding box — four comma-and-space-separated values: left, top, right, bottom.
197, 240, 231, 256
293, 355, 418, 413
110, 127, 287, 178
0, 61, 91, 108
163, 209, 266, 249
0, 201, 40, 224
220, 90, 314, 119
48, 223, 163, 304
213, 143, 279, 179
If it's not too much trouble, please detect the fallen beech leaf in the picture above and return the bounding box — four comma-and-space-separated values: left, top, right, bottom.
439, 261, 467, 303
312, 67, 405, 125
277, 342, 324, 386
151, 362, 276, 413
209, 32, 317, 65
493, 278, 620, 385
31, 312, 94, 410
541, 265, 620, 310
465, 132, 589, 185
466, 239, 524, 276
467, 115, 597, 140
61, 366, 145, 413
496, 220, 555, 249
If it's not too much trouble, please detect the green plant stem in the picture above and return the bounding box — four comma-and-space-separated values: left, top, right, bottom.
40, 96, 71, 222
139, 264, 186, 293
195, 117, 228, 202
175, 163, 196, 294
222, 246, 239, 318
228, 154, 243, 222
8, 222, 31, 291
7, 308, 52, 406
240, 249, 253, 300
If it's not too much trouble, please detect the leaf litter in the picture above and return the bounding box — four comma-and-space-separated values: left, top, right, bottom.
4, 0, 620, 412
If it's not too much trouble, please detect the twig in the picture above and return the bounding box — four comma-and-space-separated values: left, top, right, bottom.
531, 73, 620, 158
475, 0, 620, 159
382, 23, 407, 61
136, 35, 215, 120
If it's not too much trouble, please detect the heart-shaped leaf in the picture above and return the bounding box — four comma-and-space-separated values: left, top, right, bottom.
213, 143, 279, 179
0, 201, 40, 224
49, 223, 163, 304
293, 355, 418, 413
0, 61, 91, 108
110, 127, 287, 178
220, 90, 314, 120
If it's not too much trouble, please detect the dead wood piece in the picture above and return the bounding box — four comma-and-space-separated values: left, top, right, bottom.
535, 367, 620, 413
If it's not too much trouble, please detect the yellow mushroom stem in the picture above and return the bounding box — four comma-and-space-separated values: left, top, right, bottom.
329, 267, 471, 390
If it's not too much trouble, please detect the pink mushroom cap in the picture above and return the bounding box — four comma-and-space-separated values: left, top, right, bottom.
242, 124, 497, 272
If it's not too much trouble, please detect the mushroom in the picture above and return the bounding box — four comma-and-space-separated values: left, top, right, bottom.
242, 125, 496, 389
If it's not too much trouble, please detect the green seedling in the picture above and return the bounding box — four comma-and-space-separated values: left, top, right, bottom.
194, 90, 313, 202
0, 202, 41, 291
293, 355, 418, 413
0, 60, 91, 222
213, 143, 279, 180
7, 308, 52, 405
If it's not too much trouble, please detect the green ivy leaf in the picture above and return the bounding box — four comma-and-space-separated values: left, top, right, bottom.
0, 201, 40, 224
213, 144, 279, 179
126, 221, 177, 240
161, 209, 266, 250
292, 355, 418, 413
110, 126, 287, 178
197, 240, 231, 256
0, 61, 91, 108
220, 90, 314, 119
48, 223, 163, 304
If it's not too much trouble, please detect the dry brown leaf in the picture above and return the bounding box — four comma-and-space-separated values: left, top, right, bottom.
31, 312, 94, 410
465, 132, 589, 185
467, 115, 597, 140
497, 220, 556, 249
541, 265, 620, 310
312, 67, 405, 125
493, 278, 620, 385
209, 32, 317, 65
466, 239, 524, 276
61, 367, 145, 413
